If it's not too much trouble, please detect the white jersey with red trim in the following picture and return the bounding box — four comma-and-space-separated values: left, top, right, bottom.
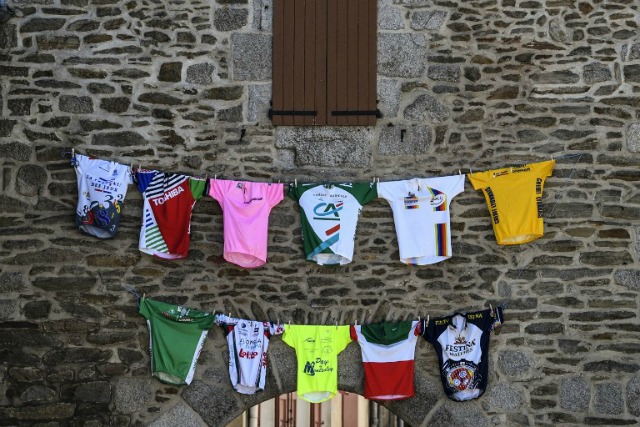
217, 315, 284, 394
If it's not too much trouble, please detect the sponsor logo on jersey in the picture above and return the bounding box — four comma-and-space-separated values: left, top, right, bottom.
486, 187, 499, 224
536, 178, 543, 218
313, 202, 343, 220
430, 194, 445, 207
445, 336, 477, 357
447, 365, 475, 391
404, 193, 420, 210
152, 185, 185, 206
239, 349, 259, 359
87, 174, 122, 194
303, 358, 332, 376
513, 167, 531, 173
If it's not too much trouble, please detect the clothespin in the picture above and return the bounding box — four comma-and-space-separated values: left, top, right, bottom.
142, 293, 146, 300
458, 169, 461, 175
490, 304, 494, 316
355, 319, 358, 326
335, 320, 338, 330
294, 178, 297, 187
426, 315, 429, 327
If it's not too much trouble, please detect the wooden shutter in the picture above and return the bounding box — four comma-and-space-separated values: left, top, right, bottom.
272, 0, 377, 126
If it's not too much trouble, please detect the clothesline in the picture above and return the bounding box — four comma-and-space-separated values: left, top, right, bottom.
121, 283, 506, 327
64, 147, 582, 187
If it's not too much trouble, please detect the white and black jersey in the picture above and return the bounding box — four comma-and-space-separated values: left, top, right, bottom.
421, 307, 504, 401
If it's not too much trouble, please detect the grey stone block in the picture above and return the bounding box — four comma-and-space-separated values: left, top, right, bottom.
93, 131, 147, 147
214, 8, 248, 31
583, 62, 612, 85
427, 399, 489, 427
559, 376, 590, 412
182, 380, 242, 426
275, 127, 373, 167
0, 272, 26, 293
487, 383, 525, 410
148, 403, 205, 427
158, 62, 182, 82
378, 0, 404, 30
0, 121, 18, 138
0, 300, 17, 321
594, 382, 623, 415
337, 342, 364, 394
378, 125, 432, 156
626, 375, 640, 416
411, 10, 448, 31
378, 34, 427, 78
0, 24, 18, 49
113, 377, 154, 414
232, 34, 271, 81
497, 350, 534, 377
377, 79, 401, 118
186, 63, 215, 85
428, 65, 461, 82
59, 95, 93, 114
247, 84, 271, 123
219, 105, 243, 122
267, 339, 297, 393
614, 269, 640, 290
403, 93, 449, 122
74, 381, 111, 403
626, 123, 640, 152
16, 164, 47, 197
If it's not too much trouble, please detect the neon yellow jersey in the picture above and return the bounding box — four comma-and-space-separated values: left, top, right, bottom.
468, 159, 555, 245
282, 325, 352, 403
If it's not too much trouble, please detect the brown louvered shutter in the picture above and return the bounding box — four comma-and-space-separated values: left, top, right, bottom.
271, 0, 377, 126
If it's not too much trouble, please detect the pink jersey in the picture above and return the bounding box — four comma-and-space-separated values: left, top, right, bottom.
208, 179, 284, 268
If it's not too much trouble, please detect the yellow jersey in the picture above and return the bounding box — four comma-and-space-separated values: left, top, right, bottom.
468, 159, 555, 245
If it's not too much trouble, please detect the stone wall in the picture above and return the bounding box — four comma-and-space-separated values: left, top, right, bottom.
1, 0, 640, 425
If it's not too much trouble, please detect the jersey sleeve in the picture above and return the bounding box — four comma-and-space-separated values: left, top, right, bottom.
282, 325, 296, 348
269, 322, 285, 336
208, 178, 227, 202
352, 182, 378, 206
288, 183, 302, 201
420, 319, 438, 344
122, 163, 134, 185
136, 170, 156, 193
350, 325, 359, 341
138, 297, 151, 320
189, 177, 207, 201
449, 174, 466, 199
336, 325, 354, 353
267, 183, 285, 208
536, 159, 556, 179
376, 180, 399, 202
467, 171, 487, 191
491, 306, 504, 332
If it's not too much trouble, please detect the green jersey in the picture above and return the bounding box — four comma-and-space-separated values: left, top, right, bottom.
289, 183, 377, 265
139, 297, 216, 385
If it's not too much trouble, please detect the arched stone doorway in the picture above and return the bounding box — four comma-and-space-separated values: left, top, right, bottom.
143, 337, 490, 427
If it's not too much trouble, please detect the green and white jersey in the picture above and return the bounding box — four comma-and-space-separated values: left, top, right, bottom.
289, 183, 377, 265
139, 297, 216, 385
